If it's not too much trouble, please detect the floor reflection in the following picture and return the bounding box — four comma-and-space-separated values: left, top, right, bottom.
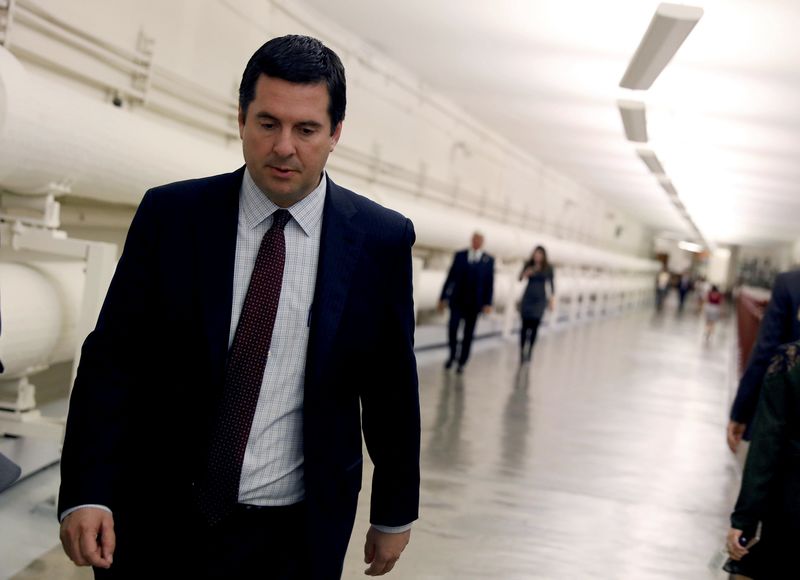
425, 372, 467, 471
345, 308, 739, 579
499, 367, 531, 477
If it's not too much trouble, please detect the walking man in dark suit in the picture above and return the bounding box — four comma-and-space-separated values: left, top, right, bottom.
728, 269, 800, 452
438, 232, 494, 373
58, 35, 420, 579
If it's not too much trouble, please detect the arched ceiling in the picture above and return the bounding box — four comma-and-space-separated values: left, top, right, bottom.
301, 0, 800, 246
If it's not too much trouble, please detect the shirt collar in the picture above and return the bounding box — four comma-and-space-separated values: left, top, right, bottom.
240, 168, 327, 236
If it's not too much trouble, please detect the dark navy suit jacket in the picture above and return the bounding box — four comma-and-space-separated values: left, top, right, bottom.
731, 270, 800, 428
440, 249, 494, 314
59, 168, 420, 578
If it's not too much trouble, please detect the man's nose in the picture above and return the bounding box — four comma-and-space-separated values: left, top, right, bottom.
273, 129, 295, 158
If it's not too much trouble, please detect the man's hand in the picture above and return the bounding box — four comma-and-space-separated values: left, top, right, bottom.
437, 300, 447, 314
726, 528, 749, 561
727, 420, 746, 452
482, 305, 493, 315
60, 508, 115, 569
548, 297, 555, 312
364, 526, 410, 576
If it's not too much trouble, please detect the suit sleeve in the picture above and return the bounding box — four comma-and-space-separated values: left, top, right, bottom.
731, 351, 793, 532
361, 218, 420, 527
58, 190, 159, 516
731, 275, 792, 424
440, 253, 458, 302
484, 257, 495, 307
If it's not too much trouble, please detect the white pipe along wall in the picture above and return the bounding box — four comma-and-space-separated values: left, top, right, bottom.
0, 47, 656, 270
0, 46, 240, 203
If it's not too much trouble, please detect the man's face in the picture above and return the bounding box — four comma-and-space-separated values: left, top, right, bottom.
471, 234, 484, 251
239, 74, 342, 207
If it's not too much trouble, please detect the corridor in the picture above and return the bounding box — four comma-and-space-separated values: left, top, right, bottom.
345, 308, 739, 579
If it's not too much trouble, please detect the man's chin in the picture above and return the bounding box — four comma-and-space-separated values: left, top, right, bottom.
255, 178, 310, 206
256, 176, 295, 194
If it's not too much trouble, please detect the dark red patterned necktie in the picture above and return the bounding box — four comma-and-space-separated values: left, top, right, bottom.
197, 209, 291, 525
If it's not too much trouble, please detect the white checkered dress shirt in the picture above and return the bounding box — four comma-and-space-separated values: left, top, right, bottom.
235, 169, 325, 505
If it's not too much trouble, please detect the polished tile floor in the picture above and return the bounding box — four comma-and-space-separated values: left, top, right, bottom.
344, 307, 739, 579
5, 304, 739, 579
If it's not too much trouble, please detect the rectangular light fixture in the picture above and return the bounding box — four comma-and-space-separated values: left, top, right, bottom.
636, 148, 665, 175
620, 3, 704, 90
617, 100, 648, 142
678, 241, 703, 253
658, 176, 678, 197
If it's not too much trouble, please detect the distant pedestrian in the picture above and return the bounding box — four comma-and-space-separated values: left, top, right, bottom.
704, 284, 723, 342
656, 266, 670, 312
695, 276, 709, 314
439, 232, 495, 373
518, 246, 554, 364
677, 270, 692, 312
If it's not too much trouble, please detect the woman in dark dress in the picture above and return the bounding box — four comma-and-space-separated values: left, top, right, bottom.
726, 341, 800, 578
518, 246, 554, 364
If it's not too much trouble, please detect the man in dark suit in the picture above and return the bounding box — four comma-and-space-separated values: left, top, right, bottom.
728, 269, 800, 452
438, 232, 494, 373
58, 35, 420, 579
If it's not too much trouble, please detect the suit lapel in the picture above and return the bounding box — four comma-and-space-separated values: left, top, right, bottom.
200, 167, 243, 388
307, 179, 364, 383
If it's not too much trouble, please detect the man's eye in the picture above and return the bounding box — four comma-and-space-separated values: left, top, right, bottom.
300, 127, 316, 136
261, 123, 275, 130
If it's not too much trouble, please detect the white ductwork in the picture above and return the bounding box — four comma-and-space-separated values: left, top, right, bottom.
0, 261, 84, 379
383, 190, 657, 271
0, 46, 241, 203
0, 47, 657, 273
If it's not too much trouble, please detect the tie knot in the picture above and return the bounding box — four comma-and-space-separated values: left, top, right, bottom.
270, 209, 291, 231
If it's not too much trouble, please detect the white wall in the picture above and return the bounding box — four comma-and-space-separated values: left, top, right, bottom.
5, 0, 651, 257
791, 238, 800, 267
653, 238, 693, 273
706, 248, 732, 289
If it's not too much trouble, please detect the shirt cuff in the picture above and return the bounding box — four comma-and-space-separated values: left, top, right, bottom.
371, 522, 413, 534
59, 504, 112, 523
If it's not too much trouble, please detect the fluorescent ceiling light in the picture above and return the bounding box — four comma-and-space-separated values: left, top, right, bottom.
617, 100, 648, 142
636, 148, 665, 175
620, 3, 704, 90
678, 241, 703, 253
658, 176, 678, 197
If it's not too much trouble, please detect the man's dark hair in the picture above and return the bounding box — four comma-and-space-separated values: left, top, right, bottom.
239, 35, 346, 134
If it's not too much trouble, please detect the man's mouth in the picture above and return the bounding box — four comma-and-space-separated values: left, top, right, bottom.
268, 165, 297, 177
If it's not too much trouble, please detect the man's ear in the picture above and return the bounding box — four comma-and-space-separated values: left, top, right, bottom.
238, 106, 246, 140
330, 122, 343, 151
